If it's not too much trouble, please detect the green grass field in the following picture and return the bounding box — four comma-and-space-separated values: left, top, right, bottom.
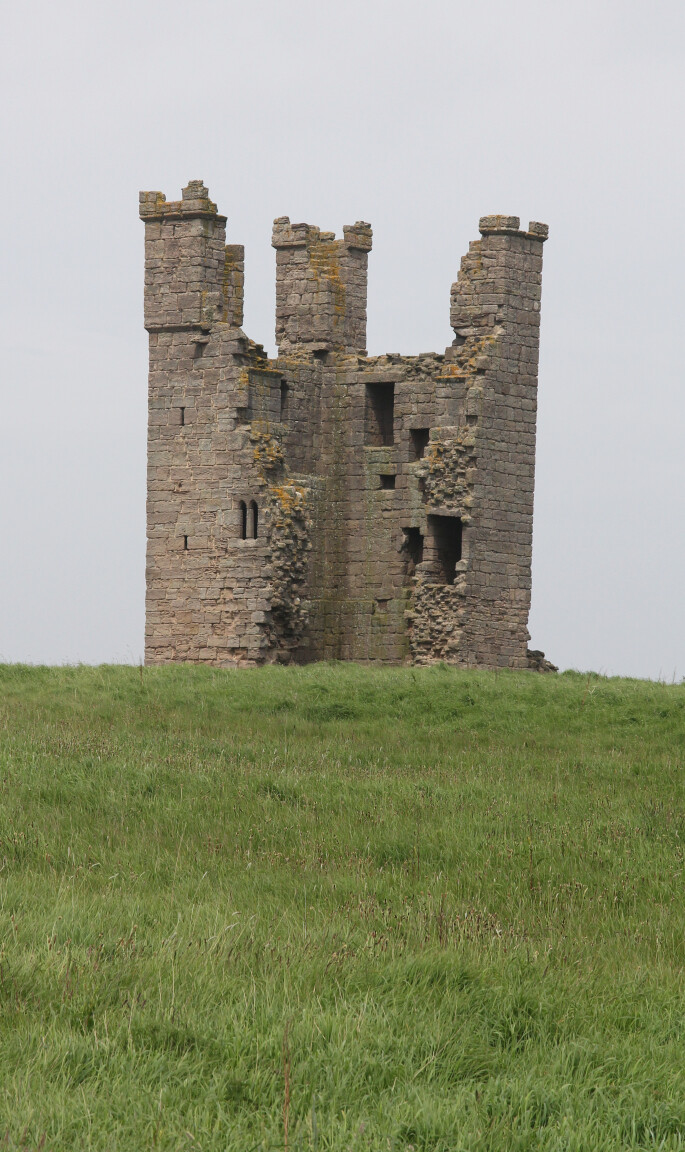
1, 663, 684, 1150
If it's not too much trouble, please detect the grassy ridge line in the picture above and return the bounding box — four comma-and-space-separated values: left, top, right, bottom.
0, 664, 683, 1150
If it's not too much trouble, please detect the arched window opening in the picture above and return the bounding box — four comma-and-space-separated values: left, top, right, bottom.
239, 501, 247, 540
250, 500, 259, 540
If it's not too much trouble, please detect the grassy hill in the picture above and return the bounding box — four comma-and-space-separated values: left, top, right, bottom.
0, 663, 684, 1150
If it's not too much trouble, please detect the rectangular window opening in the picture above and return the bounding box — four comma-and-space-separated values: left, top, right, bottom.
365, 383, 394, 446
402, 527, 424, 578
410, 428, 430, 460
427, 515, 462, 585
379, 474, 395, 490
183, 535, 189, 551
193, 341, 205, 360
179, 406, 185, 427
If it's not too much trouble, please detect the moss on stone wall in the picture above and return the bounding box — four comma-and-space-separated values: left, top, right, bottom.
251, 427, 285, 474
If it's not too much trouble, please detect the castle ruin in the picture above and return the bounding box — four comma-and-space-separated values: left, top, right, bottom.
140, 181, 549, 668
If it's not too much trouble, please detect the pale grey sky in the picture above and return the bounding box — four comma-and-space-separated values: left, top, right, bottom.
1, 0, 684, 677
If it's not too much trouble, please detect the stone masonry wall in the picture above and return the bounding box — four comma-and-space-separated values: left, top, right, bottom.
448, 216, 548, 667
141, 183, 312, 665
141, 183, 550, 669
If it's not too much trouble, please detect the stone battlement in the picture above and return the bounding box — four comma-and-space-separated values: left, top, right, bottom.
139, 180, 224, 221
141, 182, 550, 668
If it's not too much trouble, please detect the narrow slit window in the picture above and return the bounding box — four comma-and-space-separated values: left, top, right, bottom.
365, 383, 394, 446
250, 500, 259, 540
183, 535, 188, 551
379, 474, 395, 490
239, 501, 247, 540
410, 428, 430, 460
179, 406, 185, 427
280, 381, 289, 422
427, 515, 462, 585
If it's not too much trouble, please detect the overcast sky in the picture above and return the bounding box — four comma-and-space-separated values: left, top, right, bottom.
1, 0, 684, 678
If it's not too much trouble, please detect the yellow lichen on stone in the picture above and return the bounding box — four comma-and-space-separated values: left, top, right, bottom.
251, 428, 285, 475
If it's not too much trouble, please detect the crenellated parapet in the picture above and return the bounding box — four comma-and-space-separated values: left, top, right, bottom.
450, 216, 548, 340
139, 180, 224, 221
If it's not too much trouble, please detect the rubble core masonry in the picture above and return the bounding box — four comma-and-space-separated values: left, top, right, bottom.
141, 181, 552, 669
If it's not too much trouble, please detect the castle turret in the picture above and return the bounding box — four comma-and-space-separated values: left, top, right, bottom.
447, 215, 549, 667
139, 180, 244, 332
140, 182, 267, 666
272, 218, 372, 355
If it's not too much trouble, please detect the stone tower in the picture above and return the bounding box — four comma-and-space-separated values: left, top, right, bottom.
140, 182, 549, 667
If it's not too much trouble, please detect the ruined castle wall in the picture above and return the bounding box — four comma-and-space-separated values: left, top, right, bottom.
274, 360, 322, 478
448, 217, 547, 667
145, 323, 274, 664
142, 184, 548, 669
275, 351, 474, 665
142, 183, 312, 666
303, 357, 437, 662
